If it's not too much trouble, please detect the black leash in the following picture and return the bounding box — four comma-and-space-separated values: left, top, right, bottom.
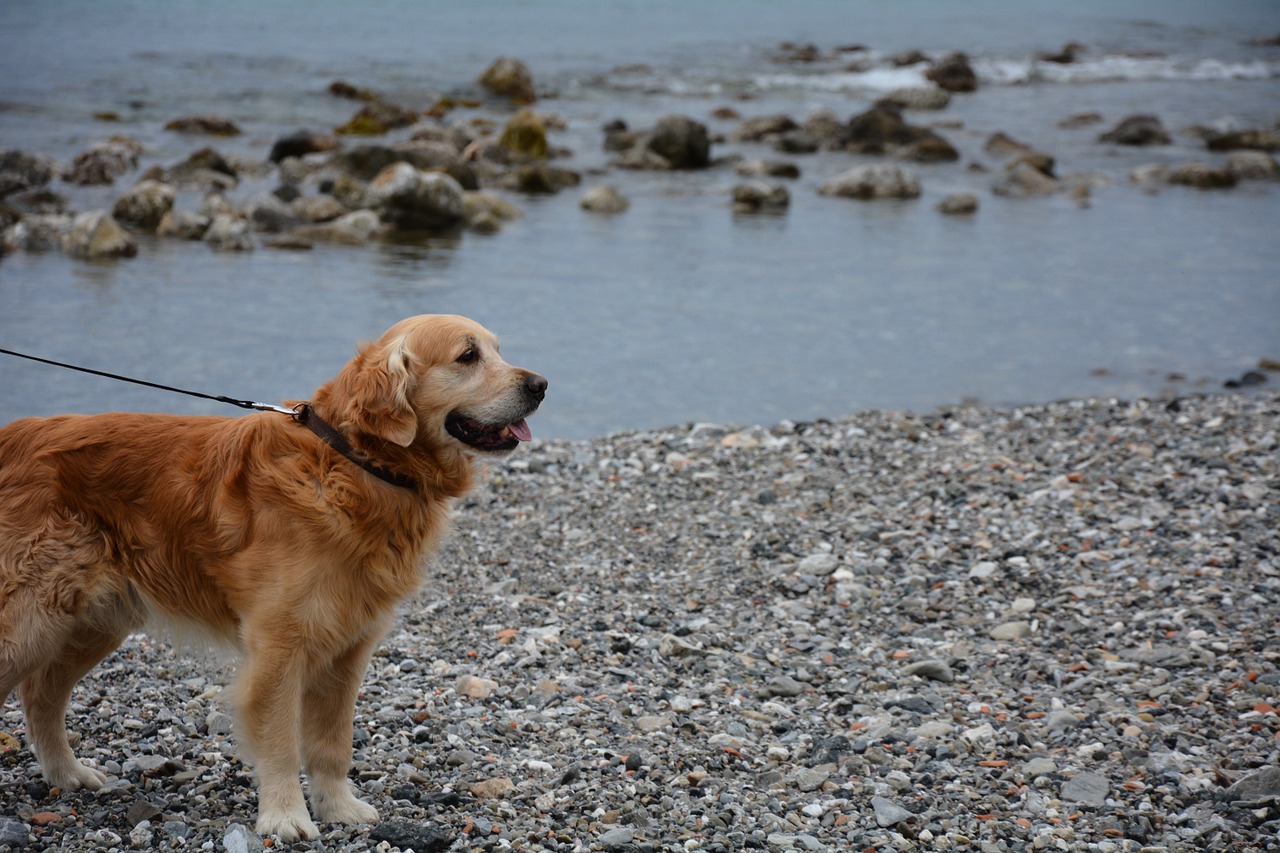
1, 346, 418, 491
0, 347, 293, 415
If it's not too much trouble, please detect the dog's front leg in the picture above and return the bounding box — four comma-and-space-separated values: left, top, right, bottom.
237, 637, 318, 842
303, 633, 381, 826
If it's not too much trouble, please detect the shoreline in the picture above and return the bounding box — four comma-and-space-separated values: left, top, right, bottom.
3, 390, 1278, 851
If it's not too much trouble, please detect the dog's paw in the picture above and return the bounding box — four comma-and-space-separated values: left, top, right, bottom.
255, 809, 319, 843
313, 790, 379, 825
44, 762, 107, 791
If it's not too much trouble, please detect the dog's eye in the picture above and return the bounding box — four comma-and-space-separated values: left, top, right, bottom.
456, 348, 479, 365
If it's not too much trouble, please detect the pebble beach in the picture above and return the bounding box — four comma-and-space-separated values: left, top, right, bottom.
2, 390, 1278, 852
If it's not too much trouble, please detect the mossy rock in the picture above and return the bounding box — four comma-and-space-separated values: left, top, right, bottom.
498, 109, 548, 159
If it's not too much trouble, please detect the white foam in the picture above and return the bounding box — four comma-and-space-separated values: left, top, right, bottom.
751, 65, 929, 94
977, 55, 1280, 86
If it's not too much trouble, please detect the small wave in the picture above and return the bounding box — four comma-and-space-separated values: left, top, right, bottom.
594, 52, 1278, 103
752, 65, 929, 94
978, 55, 1280, 85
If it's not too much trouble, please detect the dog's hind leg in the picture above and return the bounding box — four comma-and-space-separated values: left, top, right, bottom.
20, 622, 130, 790
303, 633, 381, 826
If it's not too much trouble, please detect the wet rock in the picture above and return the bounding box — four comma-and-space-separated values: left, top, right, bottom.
328, 79, 379, 101
646, 114, 712, 170
735, 159, 801, 179
463, 191, 523, 232
984, 131, 1037, 158
335, 100, 417, 136
332, 144, 400, 182
364, 162, 465, 230
499, 163, 581, 194
729, 115, 798, 143
498, 108, 549, 160
268, 129, 338, 163
7, 188, 69, 215
0, 149, 56, 198
478, 56, 536, 103
1205, 127, 1280, 152
1038, 42, 1085, 64
61, 211, 137, 259
1225, 150, 1279, 180
818, 164, 921, 200
244, 193, 300, 233
203, 213, 255, 251
888, 48, 931, 67
288, 210, 383, 245
1099, 114, 1171, 146
290, 194, 347, 223
843, 106, 958, 162
1168, 161, 1237, 189
800, 109, 845, 148
164, 114, 241, 136
112, 180, 175, 231
156, 209, 211, 240
1058, 111, 1104, 128
63, 139, 141, 186
773, 130, 820, 154
395, 141, 468, 178
876, 86, 951, 111
992, 160, 1061, 196
925, 52, 978, 93
731, 181, 789, 213
166, 147, 238, 190
579, 184, 630, 214
937, 192, 979, 215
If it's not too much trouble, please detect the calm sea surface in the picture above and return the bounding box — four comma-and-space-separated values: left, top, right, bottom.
2, 0, 1278, 438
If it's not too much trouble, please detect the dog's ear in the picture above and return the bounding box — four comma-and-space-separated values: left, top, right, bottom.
331, 336, 418, 446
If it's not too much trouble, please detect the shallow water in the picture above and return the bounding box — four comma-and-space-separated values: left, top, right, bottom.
2, 0, 1279, 439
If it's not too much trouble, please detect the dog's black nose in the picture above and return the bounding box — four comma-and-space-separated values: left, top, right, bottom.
524, 373, 548, 401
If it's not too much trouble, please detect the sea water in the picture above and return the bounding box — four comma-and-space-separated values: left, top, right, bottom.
1, 0, 1278, 438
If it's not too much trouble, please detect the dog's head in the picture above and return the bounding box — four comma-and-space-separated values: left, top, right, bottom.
319, 314, 546, 455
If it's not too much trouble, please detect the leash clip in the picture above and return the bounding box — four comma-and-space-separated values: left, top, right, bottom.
249, 401, 303, 417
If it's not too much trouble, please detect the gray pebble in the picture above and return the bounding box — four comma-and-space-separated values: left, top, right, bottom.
1061, 771, 1109, 806
903, 659, 954, 682
222, 823, 264, 853
599, 826, 636, 848
871, 795, 914, 827
989, 620, 1032, 640
0, 818, 29, 848
765, 675, 807, 697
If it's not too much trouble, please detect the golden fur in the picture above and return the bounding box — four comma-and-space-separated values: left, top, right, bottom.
0, 314, 545, 841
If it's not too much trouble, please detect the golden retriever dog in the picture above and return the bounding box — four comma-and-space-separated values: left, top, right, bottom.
0, 314, 545, 841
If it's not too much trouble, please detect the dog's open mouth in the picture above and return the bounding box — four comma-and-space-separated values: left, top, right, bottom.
445, 412, 532, 452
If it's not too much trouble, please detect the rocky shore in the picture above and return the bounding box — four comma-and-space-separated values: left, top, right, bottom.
2, 49, 1278, 261
3, 390, 1278, 852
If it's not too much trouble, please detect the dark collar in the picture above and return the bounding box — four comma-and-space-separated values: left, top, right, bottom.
293, 404, 419, 491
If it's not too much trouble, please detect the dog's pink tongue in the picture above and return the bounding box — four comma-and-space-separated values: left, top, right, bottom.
509, 419, 532, 442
